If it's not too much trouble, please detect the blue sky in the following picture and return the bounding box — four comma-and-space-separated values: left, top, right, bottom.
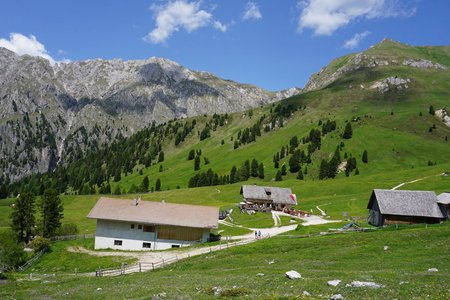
1, 0, 449, 91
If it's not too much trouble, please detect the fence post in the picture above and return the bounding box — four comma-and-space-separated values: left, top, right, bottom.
139, 263, 141, 272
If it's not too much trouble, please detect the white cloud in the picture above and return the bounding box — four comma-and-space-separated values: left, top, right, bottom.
0, 33, 55, 64
243, 2, 262, 21
144, 0, 226, 44
342, 31, 371, 49
214, 21, 227, 32
298, 0, 416, 36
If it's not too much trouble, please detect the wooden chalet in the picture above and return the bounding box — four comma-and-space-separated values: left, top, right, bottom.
240, 185, 297, 211
367, 189, 444, 227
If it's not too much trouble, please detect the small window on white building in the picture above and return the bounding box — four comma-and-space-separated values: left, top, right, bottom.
138, 225, 142, 229
143, 242, 151, 248
171, 244, 180, 248
143, 225, 155, 232
114, 240, 123, 246
131, 224, 135, 229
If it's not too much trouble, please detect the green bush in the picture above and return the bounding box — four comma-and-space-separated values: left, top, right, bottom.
0, 230, 26, 270
55, 223, 79, 236
30, 237, 51, 252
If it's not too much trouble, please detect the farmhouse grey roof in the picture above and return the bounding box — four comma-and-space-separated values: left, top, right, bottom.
437, 192, 450, 204
88, 197, 218, 229
240, 185, 296, 205
369, 189, 444, 218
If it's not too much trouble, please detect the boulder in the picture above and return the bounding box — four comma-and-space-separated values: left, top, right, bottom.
330, 294, 344, 300
285, 270, 301, 279
327, 280, 342, 287
428, 268, 438, 272
346, 281, 383, 288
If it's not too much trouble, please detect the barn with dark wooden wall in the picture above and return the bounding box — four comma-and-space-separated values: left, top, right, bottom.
367, 189, 444, 227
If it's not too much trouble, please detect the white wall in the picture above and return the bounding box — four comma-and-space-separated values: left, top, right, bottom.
94, 219, 211, 251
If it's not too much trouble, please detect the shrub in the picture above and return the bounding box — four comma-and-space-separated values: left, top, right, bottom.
30, 237, 51, 252
56, 223, 79, 236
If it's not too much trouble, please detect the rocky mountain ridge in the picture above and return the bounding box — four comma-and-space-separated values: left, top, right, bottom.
0, 48, 300, 182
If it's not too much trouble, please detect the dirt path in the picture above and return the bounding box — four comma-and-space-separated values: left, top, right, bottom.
391, 173, 444, 190
271, 211, 281, 227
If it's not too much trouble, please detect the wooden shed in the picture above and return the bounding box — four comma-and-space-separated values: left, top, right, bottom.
367, 189, 444, 227
437, 192, 450, 219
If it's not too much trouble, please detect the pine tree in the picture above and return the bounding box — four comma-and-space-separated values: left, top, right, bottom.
230, 166, 238, 183
342, 123, 353, 139
159, 165, 163, 172
319, 159, 328, 180
0, 184, 8, 199
281, 164, 287, 176
40, 189, 64, 238
362, 150, 368, 163
297, 169, 304, 180
140, 176, 149, 192
275, 170, 282, 181
288, 149, 301, 173
113, 185, 121, 195
187, 149, 195, 160
155, 178, 161, 191
194, 155, 201, 171
250, 159, 259, 177
233, 140, 239, 149
429, 105, 435, 115
11, 192, 36, 243
158, 151, 165, 162
258, 163, 265, 179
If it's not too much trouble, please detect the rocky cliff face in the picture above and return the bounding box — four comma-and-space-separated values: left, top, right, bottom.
0, 48, 300, 182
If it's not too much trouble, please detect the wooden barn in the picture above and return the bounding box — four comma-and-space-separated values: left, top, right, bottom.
367, 189, 444, 227
240, 185, 297, 211
437, 192, 450, 219
87, 197, 218, 251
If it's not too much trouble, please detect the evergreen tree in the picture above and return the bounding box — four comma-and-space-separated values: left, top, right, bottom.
288, 149, 301, 173
342, 122, 353, 139
40, 189, 64, 238
297, 169, 304, 180
355, 168, 360, 175
155, 178, 161, 191
187, 149, 195, 160
11, 192, 36, 243
158, 151, 165, 162
319, 159, 328, 180
240, 160, 250, 181
281, 164, 287, 176
230, 166, 238, 183
194, 155, 201, 171
250, 159, 259, 177
289, 136, 299, 150
275, 170, 282, 181
113, 169, 121, 182
140, 176, 149, 192
258, 163, 265, 179
362, 150, 368, 163
429, 105, 435, 115
233, 140, 239, 149
159, 165, 163, 172
0, 184, 8, 199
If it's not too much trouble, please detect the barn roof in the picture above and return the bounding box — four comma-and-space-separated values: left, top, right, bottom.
87, 197, 218, 229
240, 185, 296, 205
437, 192, 450, 205
369, 189, 443, 218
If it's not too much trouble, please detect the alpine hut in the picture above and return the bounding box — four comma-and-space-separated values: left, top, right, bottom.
367, 189, 444, 227
88, 197, 218, 250
437, 192, 450, 219
240, 185, 297, 211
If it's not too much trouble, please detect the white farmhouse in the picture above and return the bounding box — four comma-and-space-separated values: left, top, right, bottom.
87, 197, 219, 251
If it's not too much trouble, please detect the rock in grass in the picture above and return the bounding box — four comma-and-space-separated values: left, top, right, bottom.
285, 270, 301, 279
330, 294, 344, 300
428, 268, 438, 272
346, 281, 383, 288
303, 290, 311, 296
256, 273, 264, 277
96, 288, 102, 291
383, 246, 389, 251
327, 279, 342, 287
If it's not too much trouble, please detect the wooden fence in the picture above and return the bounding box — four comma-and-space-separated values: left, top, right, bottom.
50, 234, 95, 241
